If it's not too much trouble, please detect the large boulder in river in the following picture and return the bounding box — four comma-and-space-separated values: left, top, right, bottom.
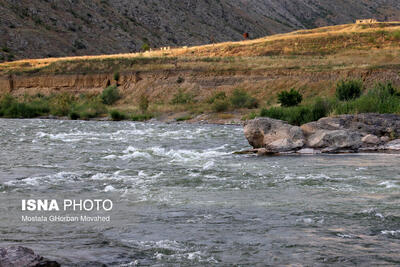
0, 246, 59, 267
244, 118, 305, 152
244, 113, 400, 154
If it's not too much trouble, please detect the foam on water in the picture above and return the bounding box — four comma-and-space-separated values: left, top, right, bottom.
381, 230, 400, 236
120, 239, 216, 263
36, 131, 105, 142
378, 181, 400, 188
4, 171, 80, 187
104, 185, 116, 192
103, 155, 117, 160
2, 119, 400, 266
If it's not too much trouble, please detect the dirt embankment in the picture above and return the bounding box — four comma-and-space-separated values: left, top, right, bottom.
1, 67, 400, 105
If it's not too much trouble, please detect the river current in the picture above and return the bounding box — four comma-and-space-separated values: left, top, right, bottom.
0, 119, 399, 266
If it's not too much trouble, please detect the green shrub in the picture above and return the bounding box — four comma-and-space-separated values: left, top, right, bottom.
372, 82, 399, 97
49, 93, 75, 116
310, 97, 335, 121
138, 94, 149, 113
334, 84, 400, 115
113, 72, 120, 82
109, 110, 126, 121
335, 79, 363, 101
170, 89, 194, 104
259, 97, 336, 125
0, 94, 15, 116
212, 99, 230, 112
0, 95, 49, 118
28, 99, 50, 114
229, 89, 258, 109
72, 98, 107, 119
277, 88, 303, 107
141, 43, 150, 52
101, 85, 120, 105
5, 103, 38, 118
207, 91, 227, 104
85, 98, 107, 116
260, 105, 314, 126
242, 111, 258, 120
69, 111, 80, 120
390, 30, 400, 41
0, 92, 111, 119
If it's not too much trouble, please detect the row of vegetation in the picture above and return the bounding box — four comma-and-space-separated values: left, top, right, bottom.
0, 85, 152, 121
259, 80, 400, 125
0, 78, 399, 124
169, 88, 258, 112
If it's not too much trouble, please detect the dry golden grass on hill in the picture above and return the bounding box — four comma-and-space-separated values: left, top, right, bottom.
1, 22, 400, 123
1, 22, 400, 75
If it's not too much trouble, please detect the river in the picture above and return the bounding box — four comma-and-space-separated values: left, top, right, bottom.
0, 119, 399, 266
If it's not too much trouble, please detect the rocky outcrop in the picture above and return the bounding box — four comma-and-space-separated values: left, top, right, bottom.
244, 118, 305, 153
0, 246, 59, 267
306, 130, 363, 152
301, 114, 400, 138
244, 113, 400, 154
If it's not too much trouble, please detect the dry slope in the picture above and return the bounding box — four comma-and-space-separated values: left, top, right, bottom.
1, 0, 400, 61
0, 23, 400, 121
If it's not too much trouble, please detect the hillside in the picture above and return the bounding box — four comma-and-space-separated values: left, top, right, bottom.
1, 0, 400, 61
0, 22, 400, 123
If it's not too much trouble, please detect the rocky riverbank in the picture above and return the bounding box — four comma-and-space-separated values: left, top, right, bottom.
244, 113, 400, 155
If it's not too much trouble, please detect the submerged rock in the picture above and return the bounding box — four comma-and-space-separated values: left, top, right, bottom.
0, 246, 59, 267
245, 113, 400, 154
244, 118, 305, 152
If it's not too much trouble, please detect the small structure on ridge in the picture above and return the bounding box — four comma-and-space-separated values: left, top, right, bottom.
356, 19, 378, 24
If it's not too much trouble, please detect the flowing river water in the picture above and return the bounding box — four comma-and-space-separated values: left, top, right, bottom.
0, 119, 399, 266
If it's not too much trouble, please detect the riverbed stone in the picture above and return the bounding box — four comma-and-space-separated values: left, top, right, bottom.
244, 118, 305, 152
385, 139, 400, 150
362, 134, 381, 145
0, 246, 59, 267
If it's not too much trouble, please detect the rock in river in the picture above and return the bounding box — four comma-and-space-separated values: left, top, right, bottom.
0, 246, 59, 267
244, 117, 305, 153
244, 113, 400, 154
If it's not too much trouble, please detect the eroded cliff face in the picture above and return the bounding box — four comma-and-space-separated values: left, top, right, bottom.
1, 68, 400, 105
